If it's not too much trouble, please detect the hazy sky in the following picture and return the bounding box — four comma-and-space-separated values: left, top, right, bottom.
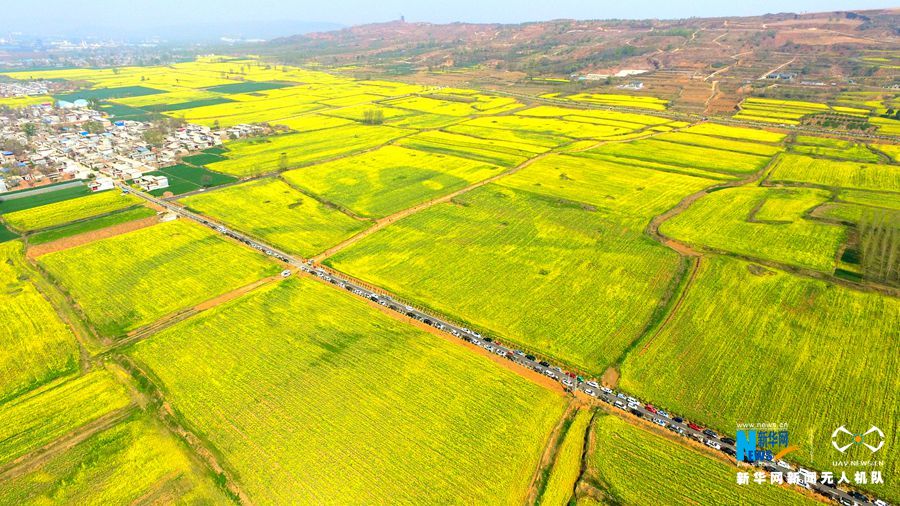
5, 0, 897, 34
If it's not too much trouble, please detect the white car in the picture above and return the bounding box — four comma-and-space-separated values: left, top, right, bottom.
777, 460, 794, 470
601, 387, 613, 395
584, 388, 595, 396
562, 379, 574, 387
705, 439, 721, 450
586, 381, 599, 389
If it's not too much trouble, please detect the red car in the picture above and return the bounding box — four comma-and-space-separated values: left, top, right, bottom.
565, 371, 577, 379
645, 405, 658, 414
688, 422, 703, 431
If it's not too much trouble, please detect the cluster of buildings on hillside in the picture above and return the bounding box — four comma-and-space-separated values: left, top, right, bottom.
0, 101, 227, 194
0, 81, 49, 97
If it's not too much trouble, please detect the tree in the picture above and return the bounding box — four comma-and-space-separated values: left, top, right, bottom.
278, 152, 289, 171
22, 123, 36, 140
212, 119, 221, 130
85, 121, 105, 134
143, 129, 165, 148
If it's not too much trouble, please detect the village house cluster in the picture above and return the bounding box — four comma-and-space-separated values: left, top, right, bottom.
0, 101, 230, 194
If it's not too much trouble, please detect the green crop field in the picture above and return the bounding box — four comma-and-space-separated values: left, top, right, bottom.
282, 146, 503, 218
444, 122, 570, 148
499, 153, 717, 227
619, 256, 899, 501
328, 184, 684, 374
680, 123, 787, 143
205, 81, 292, 94
2, 190, 141, 232
207, 124, 411, 177
791, 135, 881, 162
130, 276, 568, 504
181, 178, 369, 257
38, 219, 279, 337
0, 413, 228, 505
540, 409, 593, 506
653, 131, 783, 156
459, 114, 631, 141
0, 242, 79, 403
0, 223, 17, 242
0, 370, 132, 466
396, 130, 546, 167
581, 415, 817, 505
660, 186, 846, 271
587, 138, 772, 176
768, 153, 900, 192
27, 207, 157, 245
0, 185, 90, 214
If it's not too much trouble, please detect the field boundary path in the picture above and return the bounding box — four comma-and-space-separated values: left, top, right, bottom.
120, 182, 888, 506
312, 150, 556, 261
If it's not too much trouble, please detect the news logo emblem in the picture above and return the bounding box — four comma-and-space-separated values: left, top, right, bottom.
831, 425, 884, 453
736, 428, 791, 462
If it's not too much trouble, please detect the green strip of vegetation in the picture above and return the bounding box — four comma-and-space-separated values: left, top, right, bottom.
28, 206, 156, 245
0, 185, 90, 214
204, 82, 293, 94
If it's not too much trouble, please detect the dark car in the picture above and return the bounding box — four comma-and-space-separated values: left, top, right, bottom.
721, 437, 736, 446
848, 491, 869, 502
673, 417, 683, 424
723, 447, 736, 456
629, 408, 643, 418
525, 354, 536, 361
703, 429, 718, 438
539, 361, 550, 367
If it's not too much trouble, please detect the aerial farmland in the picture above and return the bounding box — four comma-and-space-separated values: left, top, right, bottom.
0, 6, 898, 505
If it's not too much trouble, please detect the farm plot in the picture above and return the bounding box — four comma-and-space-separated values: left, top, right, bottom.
444, 122, 569, 148
497, 154, 716, 227
653, 131, 783, 156
768, 153, 900, 192
838, 189, 900, 210
0, 370, 132, 467
517, 106, 672, 128
681, 122, 787, 143
282, 146, 503, 218
145, 163, 238, 196
459, 115, 627, 140
0, 414, 228, 505
273, 114, 355, 132
735, 97, 832, 125
876, 143, 900, 162
660, 186, 845, 271
540, 409, 593, 506
2, 190, 141, 233
562, 93, 669, 110
27, 207, 157, 246
790, 135, 880, 162
130, 276, 568, 505
38, 219, 279, 337
396, 130, 546, 167
388, 113, 464, 129
619, 256, 899, 502
328, 184, 684, 374
587, 138, 772, 176
0, 183, 90, 214
169, 93, 324, 128
582, 415, 817, 505
383, 94, 522, 116
207, 124, 411, 177
181, 178, 369, 257
0, 242, 79, 403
